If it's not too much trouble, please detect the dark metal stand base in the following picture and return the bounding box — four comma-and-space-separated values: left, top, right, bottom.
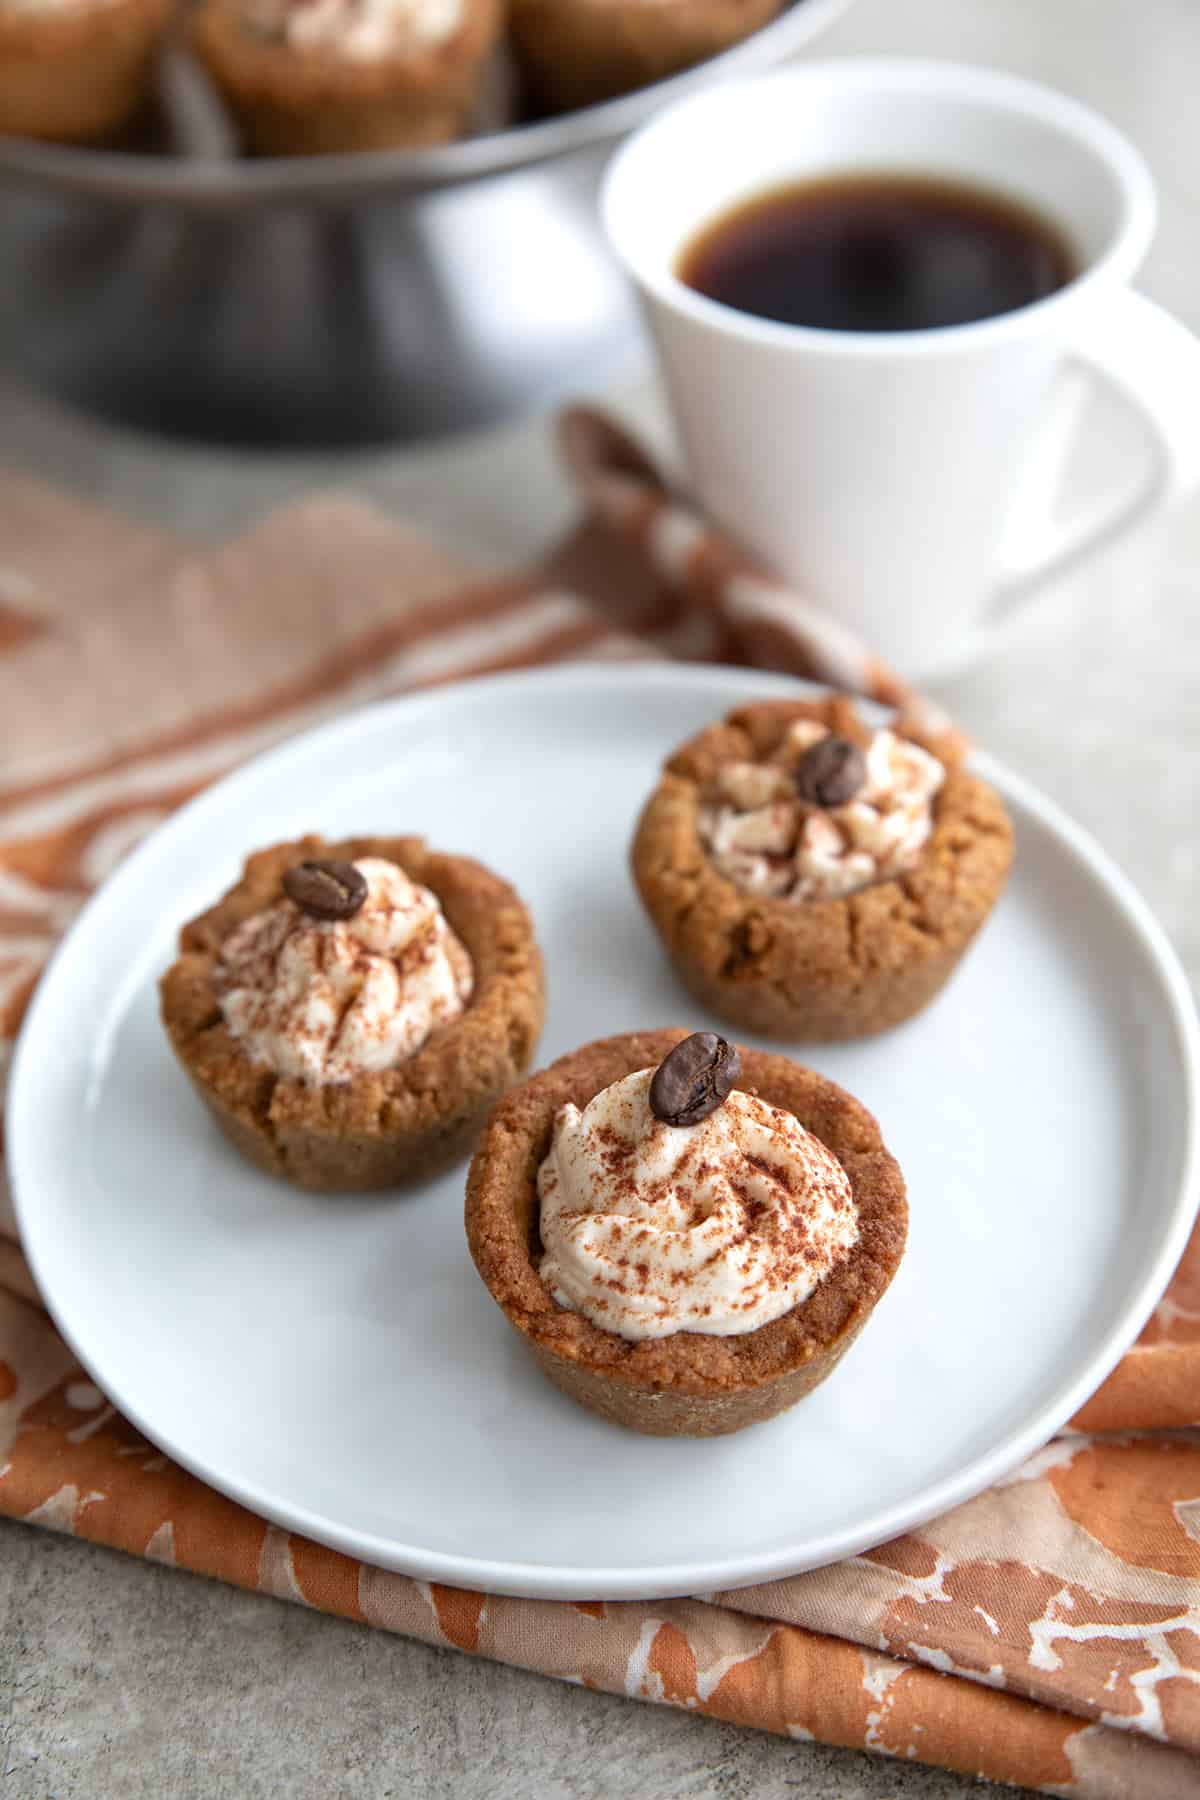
0, 150, 642, 448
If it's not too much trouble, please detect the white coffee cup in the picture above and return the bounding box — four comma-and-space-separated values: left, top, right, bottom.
602, 60, 1200, 679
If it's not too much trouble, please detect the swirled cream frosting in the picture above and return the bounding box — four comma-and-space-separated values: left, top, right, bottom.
215, 856, 471, 1083
699, 720, 945, 902
537, 1068, 858, 1341
238, 0, 462, 60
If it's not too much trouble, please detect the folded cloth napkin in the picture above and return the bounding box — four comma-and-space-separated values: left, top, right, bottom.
1, 411, 1197, 1799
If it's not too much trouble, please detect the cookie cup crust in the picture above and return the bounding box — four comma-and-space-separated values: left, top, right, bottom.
160, 833, 545, 1191
0, 0, 170, 143
465, 1028, 906, 1436
509, 0, 780, 114
631, 696, 1014, 1042
191, 0, 501, 154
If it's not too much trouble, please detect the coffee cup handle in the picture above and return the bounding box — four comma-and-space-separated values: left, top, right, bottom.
986, 289, 1200, 626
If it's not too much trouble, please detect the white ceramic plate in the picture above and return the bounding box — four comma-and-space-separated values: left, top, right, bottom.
10, 666, 1198, 1600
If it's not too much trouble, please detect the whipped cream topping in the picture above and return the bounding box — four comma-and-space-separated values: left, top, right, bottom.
537, 1069, 857, 1341
699, 720, 944, 903
216, 856, 472, 1083
238, 0, 462, 59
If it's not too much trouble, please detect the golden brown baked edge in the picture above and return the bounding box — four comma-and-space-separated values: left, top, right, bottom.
160, 833, 545, 1191
190, 0, 501, 153
508, 0, 780, 114
0, 0, 171, 143
631, 696, 1014, 1041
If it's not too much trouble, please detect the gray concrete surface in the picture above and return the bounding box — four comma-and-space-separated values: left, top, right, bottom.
3, 0, 1199, 1794
2, 1529, 984, 1800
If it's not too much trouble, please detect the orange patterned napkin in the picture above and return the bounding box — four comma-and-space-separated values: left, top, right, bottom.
1, 413, 1197, 1799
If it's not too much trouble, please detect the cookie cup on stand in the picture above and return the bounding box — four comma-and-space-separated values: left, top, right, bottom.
509, 0, 780, 114
191, 0, 502, 154
632, 696, 1013, 1041
465, 1028, 906, 1437
0, 0, 170, 144
160, 833, 544, 1191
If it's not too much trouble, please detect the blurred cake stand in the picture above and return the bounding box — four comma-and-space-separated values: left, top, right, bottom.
0, 0, 850, 446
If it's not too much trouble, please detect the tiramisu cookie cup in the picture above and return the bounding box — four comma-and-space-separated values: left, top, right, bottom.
632, 696, 1013, 1041
192, 0, 502, 155
160, 834, 544, 1191
509, 0, 779, 115
466, 1029, 906, 1437
0, 0, 170, 144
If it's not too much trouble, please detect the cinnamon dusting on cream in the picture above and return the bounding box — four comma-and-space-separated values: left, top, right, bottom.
215, 856, 472, 1084
536, 1068, 857, 1340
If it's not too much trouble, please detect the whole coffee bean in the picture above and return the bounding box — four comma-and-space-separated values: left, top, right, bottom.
795, 735, 867, 808
282, 858, 368, 921
649, 1032, 742, 1128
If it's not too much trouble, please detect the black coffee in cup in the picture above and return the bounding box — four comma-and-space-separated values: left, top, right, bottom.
676, 173, 1077, 333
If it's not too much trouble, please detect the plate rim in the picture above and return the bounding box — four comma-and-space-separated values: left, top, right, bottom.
9, 662, 1200, 1600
